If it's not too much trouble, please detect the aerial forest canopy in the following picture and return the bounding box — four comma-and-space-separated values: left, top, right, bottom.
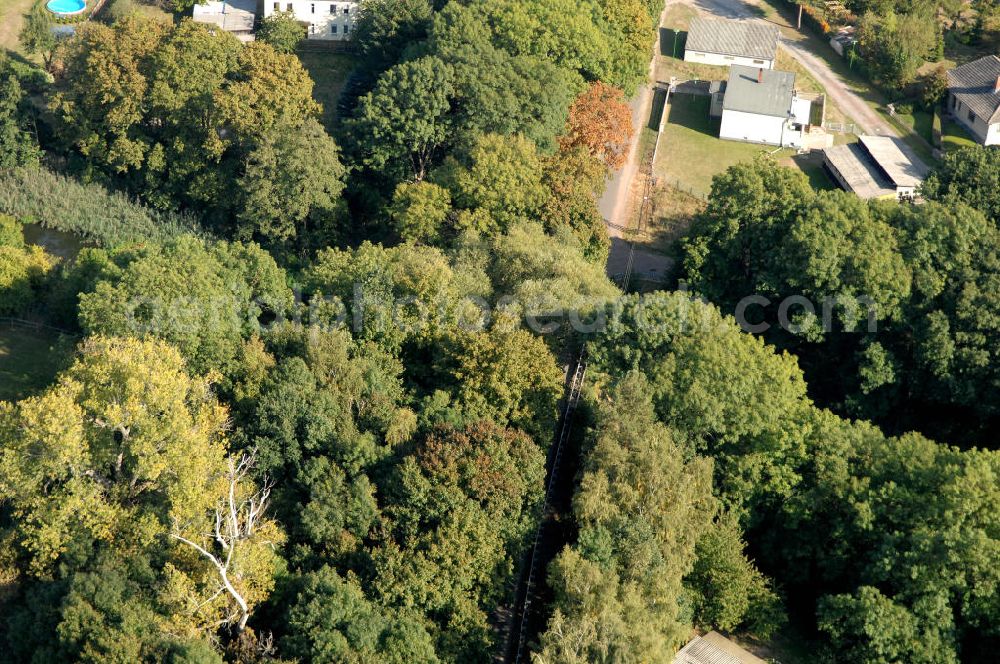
0, 0, 998, 663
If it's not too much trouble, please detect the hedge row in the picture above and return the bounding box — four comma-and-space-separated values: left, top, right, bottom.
0, 167, 202, 247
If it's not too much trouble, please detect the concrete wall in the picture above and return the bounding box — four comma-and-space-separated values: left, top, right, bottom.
719, 109, 785, 145
949, 93, 1000, 146
264, 0, 358, 40
684, 49, 774, 70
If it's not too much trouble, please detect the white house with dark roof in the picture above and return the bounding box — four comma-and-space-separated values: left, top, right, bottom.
946, 55, 1000, 145
683, 18, 780, 69
718, 65, 816, 147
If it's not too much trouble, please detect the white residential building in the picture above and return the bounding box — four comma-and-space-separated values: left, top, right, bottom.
718, 65, 816, 148
264, 0, 359, 40
683, 18, 780, 70
946, 55, 1000, 146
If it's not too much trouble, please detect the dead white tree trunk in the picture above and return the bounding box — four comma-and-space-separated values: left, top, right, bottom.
171, 451, 273, 633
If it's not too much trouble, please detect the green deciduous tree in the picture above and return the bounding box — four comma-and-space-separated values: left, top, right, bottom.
256, 11, 305, 54
537, 374, 715, 661
686, 514, 785, 638
818, 587, 957, 664
373, 421, 545, 660
19, 5, 61, 71
354, 0, 434, 76
389, 180, 453, 245
436, 133, 549, 233
76, 236, 293, 377
0, 216, 54, 315
0, 71, 40, 168
237, 117, 346, 246
282, 566, 438, 663
475, 0, 613, 84
347, 56, 453, 181
922, 145, 1000, 223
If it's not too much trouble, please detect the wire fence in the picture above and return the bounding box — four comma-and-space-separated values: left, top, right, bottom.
824, 121, 859, 134
659, 177, 710, 202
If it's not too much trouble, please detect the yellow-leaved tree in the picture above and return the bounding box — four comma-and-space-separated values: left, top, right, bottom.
0, 335, 282, 640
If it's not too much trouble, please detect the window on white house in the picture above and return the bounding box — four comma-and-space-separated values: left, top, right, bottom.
344, 23, 350, 33
309, 23, 314, 33
969, 109, 976, 123
753, 59, 764, 64
329, 4, 335, 13
331, 24, 337, 33
286, 2, 291, 10
310, 3, 315, 12
724, 55, 734, 61
272, 2, 278, 10
343, 6, 349, 13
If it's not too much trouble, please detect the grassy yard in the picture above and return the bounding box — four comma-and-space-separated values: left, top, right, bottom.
0, 324, 69, 402
0, 0, 36, 55
654, 93, 797, 197
781, 151, 836, 190
942, 116, 980, 152
297, 50, 357, 131
892, 107, 934, 144
642, 183, 705, 255
100, 0, 174, 23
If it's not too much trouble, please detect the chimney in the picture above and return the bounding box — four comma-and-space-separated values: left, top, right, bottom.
994, 75, 1000, 94
758, 67, 764, 83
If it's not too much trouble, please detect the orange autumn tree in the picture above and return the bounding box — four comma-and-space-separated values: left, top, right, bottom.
559, 81, 633, 170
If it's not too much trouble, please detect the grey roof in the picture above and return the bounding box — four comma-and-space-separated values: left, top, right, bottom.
947, 55, 1000, 124
685, 18, 780, 61
858, 135, 929, 188
823, 143, 897, 199
722, 65, 795, 117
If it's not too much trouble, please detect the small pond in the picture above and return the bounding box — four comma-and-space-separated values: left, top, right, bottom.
22, 223, 88, 261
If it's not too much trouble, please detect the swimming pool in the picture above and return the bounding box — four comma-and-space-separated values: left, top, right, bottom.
46, 0, 86, 14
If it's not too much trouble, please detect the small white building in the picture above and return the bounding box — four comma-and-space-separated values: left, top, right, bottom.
683, 18, 780, 70
718, 65, 815, 148
264, 0, 359, 40
946, 55, 1000, 146
192, 0, 257, 41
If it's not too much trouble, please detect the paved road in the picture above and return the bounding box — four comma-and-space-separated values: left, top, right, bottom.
689, 0, 895, 135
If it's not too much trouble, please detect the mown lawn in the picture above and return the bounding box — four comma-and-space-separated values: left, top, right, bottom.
0, 324, 69, 402
0, 0, 36, 55
297, 50, 357, 131
654, 93, 797, 197
942, 116, 980, 152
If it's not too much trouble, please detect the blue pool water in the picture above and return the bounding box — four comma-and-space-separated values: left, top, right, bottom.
46, 0, 85, 13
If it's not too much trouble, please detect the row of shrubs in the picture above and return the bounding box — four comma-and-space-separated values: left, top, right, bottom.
0, 167, 202, 248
